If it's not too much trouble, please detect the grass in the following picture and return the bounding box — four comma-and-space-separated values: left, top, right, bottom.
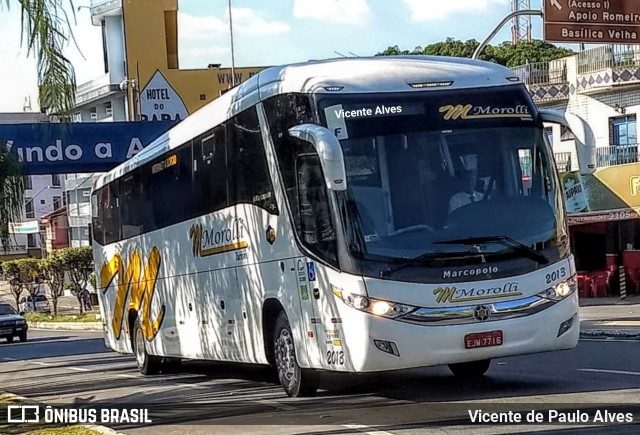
0, 395, 104, 435
23, 313, 100, 323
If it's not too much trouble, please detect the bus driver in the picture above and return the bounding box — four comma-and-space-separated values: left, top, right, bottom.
448, 168, 484, 213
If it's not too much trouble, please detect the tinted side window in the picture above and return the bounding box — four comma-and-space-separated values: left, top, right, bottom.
150, 143, 193, 229
92, 191, 104, 245
193, 125, 228, 217
297, 155, 337, 264
120, 173, 142, 239
263, 94, 316, 233
263, 94, 338, 266
228, 108, 279, 214
103, 181, 121, 245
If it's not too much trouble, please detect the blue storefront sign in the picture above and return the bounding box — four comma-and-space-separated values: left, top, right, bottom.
0, 120, 178, 175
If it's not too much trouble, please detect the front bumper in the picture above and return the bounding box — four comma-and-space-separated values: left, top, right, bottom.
0, 323, 28, 338
337, 292, 579, 372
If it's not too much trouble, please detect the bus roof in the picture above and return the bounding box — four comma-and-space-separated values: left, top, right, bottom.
93, 56, 522, 191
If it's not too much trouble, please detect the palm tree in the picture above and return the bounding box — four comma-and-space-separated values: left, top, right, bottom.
0, 1, 76, 250
13, 0, 77, 116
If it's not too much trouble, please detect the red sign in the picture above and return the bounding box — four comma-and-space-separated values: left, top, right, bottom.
544, 0, 640, 44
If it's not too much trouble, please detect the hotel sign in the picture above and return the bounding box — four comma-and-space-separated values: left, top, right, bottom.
544, 0, 640, 44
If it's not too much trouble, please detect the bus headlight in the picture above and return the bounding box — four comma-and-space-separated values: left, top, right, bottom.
538, 277, 577, 301
333, 287, 417, 319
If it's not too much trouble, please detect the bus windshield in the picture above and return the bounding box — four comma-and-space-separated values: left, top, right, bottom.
318, 86, 563, 264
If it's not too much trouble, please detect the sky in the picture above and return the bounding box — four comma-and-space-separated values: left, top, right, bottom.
0, 0, 580, 112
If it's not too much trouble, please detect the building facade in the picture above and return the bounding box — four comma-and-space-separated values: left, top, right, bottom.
512, 44, 640, 297
0, 113, 65, 259
67, 0, 266, 248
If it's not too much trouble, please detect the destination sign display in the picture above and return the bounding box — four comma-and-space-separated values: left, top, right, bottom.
544, 0, 640, 44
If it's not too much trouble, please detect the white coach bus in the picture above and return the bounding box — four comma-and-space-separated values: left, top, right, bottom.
92, 56, 595, 397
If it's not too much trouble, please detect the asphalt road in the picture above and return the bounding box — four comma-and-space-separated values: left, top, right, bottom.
1, 330, 639, 434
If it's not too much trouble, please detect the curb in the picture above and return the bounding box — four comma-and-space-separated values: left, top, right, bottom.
0, 391, 125, 435
580, 328, 640, 339
30, 322, 103, 331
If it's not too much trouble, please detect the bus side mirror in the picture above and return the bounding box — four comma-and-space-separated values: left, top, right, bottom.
288, 124, 347, 191
539, 109, 596, 175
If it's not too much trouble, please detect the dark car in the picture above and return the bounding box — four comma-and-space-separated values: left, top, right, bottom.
0, 303, 28, 343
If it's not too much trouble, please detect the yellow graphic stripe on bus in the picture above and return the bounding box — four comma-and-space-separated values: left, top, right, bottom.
100, 247, 165, 341
200, 241, 249, 257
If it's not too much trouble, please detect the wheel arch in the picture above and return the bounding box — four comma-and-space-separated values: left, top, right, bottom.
262, 298, 285, 366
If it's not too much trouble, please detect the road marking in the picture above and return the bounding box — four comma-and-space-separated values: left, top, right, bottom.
67, 367, 91, 372
343, 423, 393, 435
117, 374, 138, 379
579, 368, 640, 377
30, 361, 52, 366
256, 400, 298, 411
580, 338, 639, 343
0, 357, 17, 361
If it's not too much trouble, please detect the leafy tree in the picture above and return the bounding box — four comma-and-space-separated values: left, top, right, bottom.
376, 38, 575, 67
42, 250, 66, 315
3, 260, 24, 309
376, 45, 423, 56
422, 37, 481, 59
88, 271, 96, 291
0, 1, 77, 251
491, 40, 575, 67
17, 258, 44, 301
0, 147, 25, 251
1, 1, 77, 116
2, 258, 42, 309
58, 247, 93, 313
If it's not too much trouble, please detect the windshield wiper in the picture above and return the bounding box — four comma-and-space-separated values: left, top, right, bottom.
379, 250, 480, 278
433, 235, 549, 265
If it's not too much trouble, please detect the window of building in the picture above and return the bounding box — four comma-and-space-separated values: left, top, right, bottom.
560, 124, 575, 141
544, 127, 553, 146
23, 176, 32, 190
51, 174, 61, 187
610, 114, 637, 146
25, 198, 34, 219
53, 196, 62, 209
27, 234, 37, 248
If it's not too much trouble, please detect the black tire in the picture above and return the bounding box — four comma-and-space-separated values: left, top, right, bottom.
6, 336, 13, 343
132, 318, 162, 375
162, 357, 182, 373
448, 359, 491, 377
19, 333, 27, 343
273, 311, 320, 397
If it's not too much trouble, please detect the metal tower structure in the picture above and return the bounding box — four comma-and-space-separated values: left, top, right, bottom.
511, 0, 532, 43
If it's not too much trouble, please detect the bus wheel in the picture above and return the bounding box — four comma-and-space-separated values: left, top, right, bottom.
274, 312, 319, 397
133, 318, 161, 375
162, 357, 182, 373
448, 359, 491, 377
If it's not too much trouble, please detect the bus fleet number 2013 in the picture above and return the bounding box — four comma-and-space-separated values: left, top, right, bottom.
327, 350, 344, 365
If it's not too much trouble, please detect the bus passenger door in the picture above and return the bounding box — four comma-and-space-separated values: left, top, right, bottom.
295, 154, 342, 370
292, 256, 323, 368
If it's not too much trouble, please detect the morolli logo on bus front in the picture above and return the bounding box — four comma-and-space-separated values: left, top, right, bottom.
433, 282, 521, 304
190, 218, 248, 257
439, 104, 532, 120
